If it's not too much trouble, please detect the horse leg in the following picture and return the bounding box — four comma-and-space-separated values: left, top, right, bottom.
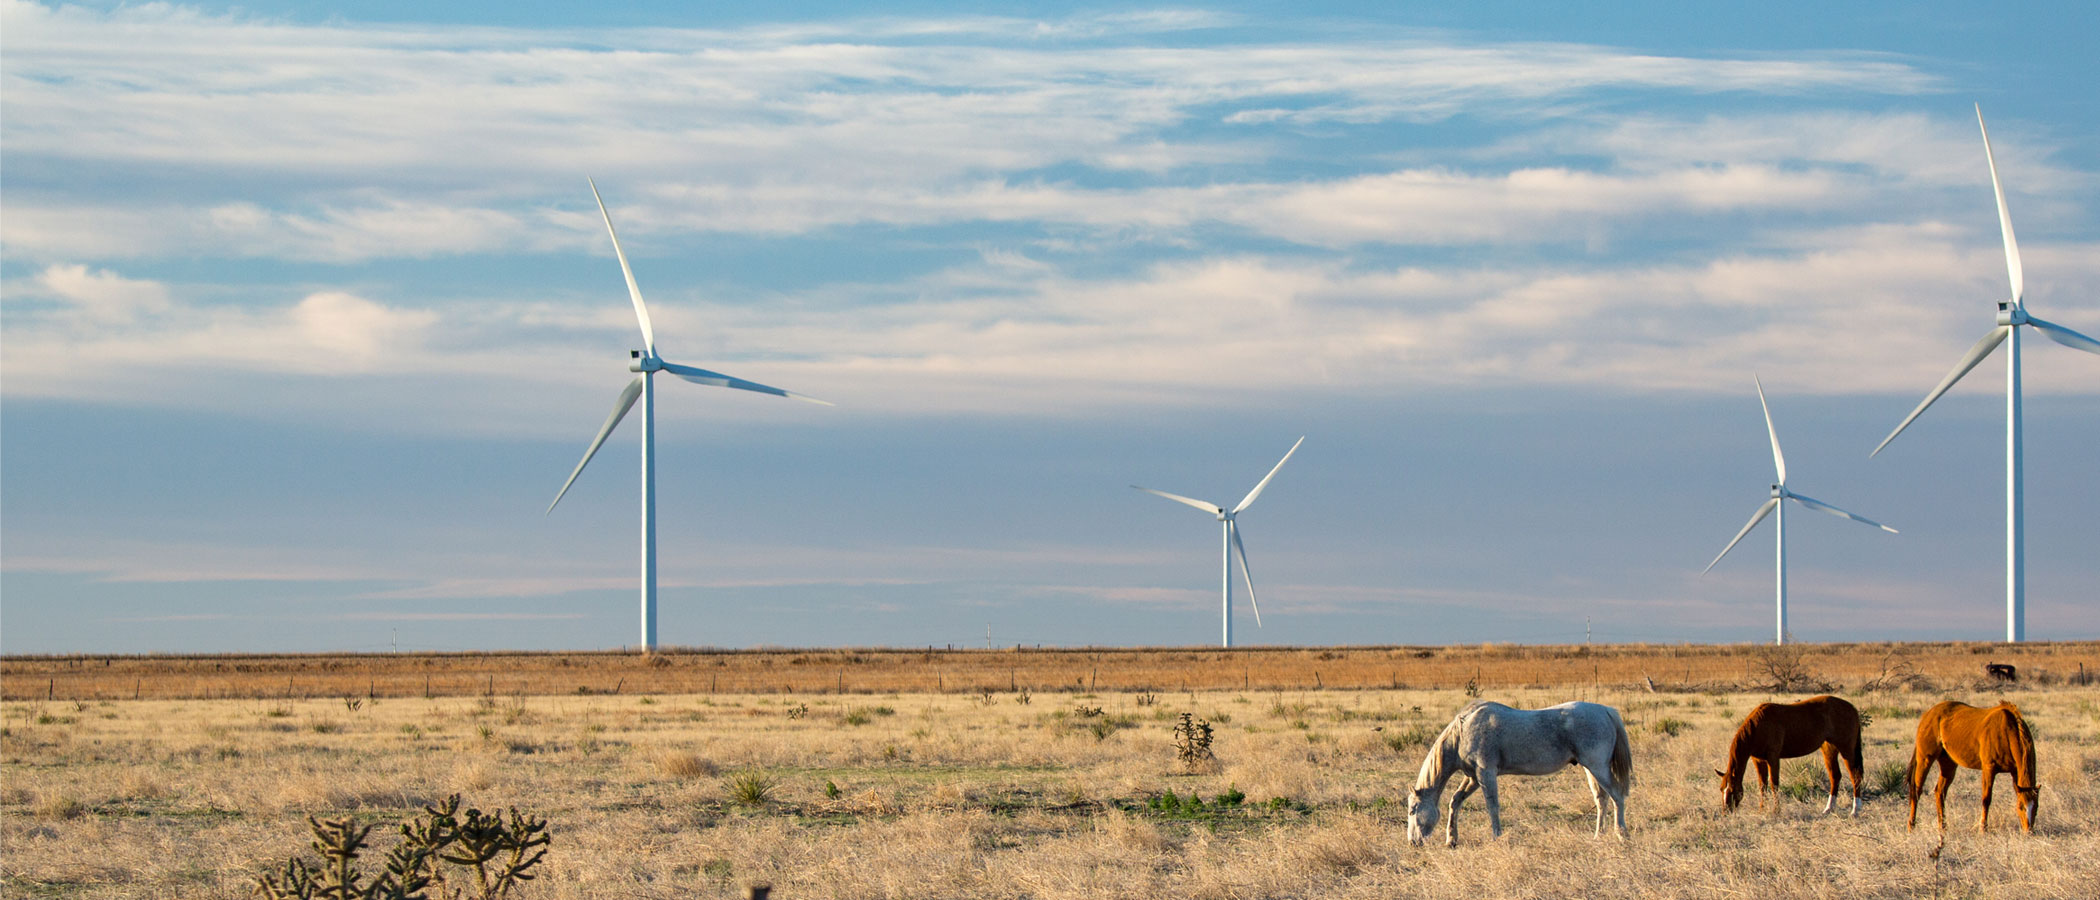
1977, 765, 1995, 832
1906, 748, 1925, 831
1583, 768, 1607, 837
1583, 761, 1628, 839
1478, 769, 1504, 840
1932, 758, 1956, 832
1445, 775, 1477, 848
1753, 758, 1776, 813
1844, 741, 1864, 817
1820, 744, 1841, 815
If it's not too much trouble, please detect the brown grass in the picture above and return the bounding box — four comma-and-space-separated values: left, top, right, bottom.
2, 646, 2096, 898
8, 640, 2097, 700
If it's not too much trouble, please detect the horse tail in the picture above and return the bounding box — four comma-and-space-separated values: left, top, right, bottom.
1610, 711, 1634, 793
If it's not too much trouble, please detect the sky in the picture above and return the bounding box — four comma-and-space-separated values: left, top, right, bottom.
3, 1, 2096, 654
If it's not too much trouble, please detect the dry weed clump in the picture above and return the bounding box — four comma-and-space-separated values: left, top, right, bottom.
653, 750, 717, 780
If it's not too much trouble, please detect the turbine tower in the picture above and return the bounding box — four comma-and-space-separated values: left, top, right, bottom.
1872, 107, 2100, 642
548, 179, 829, 653
1133, 437, 1303, 648
1707, 377, 1897, 645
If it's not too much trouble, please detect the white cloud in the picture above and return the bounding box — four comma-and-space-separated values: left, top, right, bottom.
3, 267, 448, 396
7, 222, 2097, 436
3, 2, 2094, 428
30, 263, 171, 322
1, 1, 1950, 261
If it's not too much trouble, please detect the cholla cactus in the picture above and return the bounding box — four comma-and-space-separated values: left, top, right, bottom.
253, 795, 546, 900
1174, 712, 1215, 772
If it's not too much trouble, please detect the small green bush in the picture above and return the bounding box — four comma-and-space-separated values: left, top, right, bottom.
725, 770, 776, 807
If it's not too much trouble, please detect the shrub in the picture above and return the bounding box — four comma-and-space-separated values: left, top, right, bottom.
1650, 718, 1689, 737
725, 770, 776, 807
1382, 723, 1437, 753
656, 751, 716, 780
1750, 643, 1831, 692
1173, 713, 1215, 772
253, 794, 548, 900
1869, 760, 1909, 798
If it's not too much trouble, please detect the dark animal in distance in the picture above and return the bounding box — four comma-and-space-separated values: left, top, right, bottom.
1716, 694, 1865, 816
1985, 663, 2017, 683
1906, 700, 2038, 832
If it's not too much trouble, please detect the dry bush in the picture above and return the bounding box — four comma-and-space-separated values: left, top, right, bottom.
33, 790, 84, 820
1749, 643, 1832, 692
654, 750, 717, 780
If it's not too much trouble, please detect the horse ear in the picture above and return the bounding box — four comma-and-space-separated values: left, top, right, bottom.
1714, 769, 1726, 778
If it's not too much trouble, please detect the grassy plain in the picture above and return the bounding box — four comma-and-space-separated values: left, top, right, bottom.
3, 644, 2097, 898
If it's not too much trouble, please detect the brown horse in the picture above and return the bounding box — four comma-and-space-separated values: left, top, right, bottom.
1714, 695, 1863, 815
1906, 700, 2038, 832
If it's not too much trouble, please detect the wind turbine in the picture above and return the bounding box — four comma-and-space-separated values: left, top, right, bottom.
1706, 377, 1896, 645
1133, 437, 1303, 648
1871, 106, 2100, 643
547, 179, 829, 653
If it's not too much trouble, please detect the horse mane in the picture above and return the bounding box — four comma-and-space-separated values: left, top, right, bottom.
1413, 707, 1474, 791
1721, 703, 1770, 781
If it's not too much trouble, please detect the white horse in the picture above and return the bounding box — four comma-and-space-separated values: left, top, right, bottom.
1405, 700, 1633, 847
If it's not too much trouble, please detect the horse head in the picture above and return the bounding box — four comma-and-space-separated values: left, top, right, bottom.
1405, 788, 1438, 846
1715, 768, 1743, 811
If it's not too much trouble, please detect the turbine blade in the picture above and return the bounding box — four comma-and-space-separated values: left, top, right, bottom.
1232, 436, 1304, 514
1976, 106, 2024, 306
1131, 486, 1223, 515
1871, 325, 2010, 457
1754, 374, 1786, 485
1229, 520, 1261, 627
548, 376, 645, 514
660, 361, 833, 405
1704, 498, 1778, 574
2025, 315, 2100, 356
588, 178, 657, 357
1786, 491, 1899, 534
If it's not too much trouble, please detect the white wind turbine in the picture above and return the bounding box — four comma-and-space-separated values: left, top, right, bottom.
1133, 437, 1303, 648
1872, 106, 2100, 643
547, 179, 829, 653
1706, 377, 1896, 645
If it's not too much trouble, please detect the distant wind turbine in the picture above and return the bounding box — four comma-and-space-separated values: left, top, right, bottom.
1133, 437, 1303, 648
547, 179, 829, 653
1871, 106, 2100, 643
1706, 378, 1896, 645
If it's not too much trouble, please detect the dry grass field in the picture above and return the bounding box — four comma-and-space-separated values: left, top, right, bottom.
3, 644, 2097, 898
9, 641, 2100, 701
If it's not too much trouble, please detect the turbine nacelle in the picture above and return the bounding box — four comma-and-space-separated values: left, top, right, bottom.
1994, 302, 2026, 327
628, 353, 664, 373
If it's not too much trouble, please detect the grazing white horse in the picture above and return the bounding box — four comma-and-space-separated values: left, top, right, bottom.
1406, 700, 1633, 847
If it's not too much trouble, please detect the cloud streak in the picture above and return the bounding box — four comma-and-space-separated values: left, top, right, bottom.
5, 0, 1946, 262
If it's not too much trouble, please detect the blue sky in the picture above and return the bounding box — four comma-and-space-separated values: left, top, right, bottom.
3, 1, 2096, 653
